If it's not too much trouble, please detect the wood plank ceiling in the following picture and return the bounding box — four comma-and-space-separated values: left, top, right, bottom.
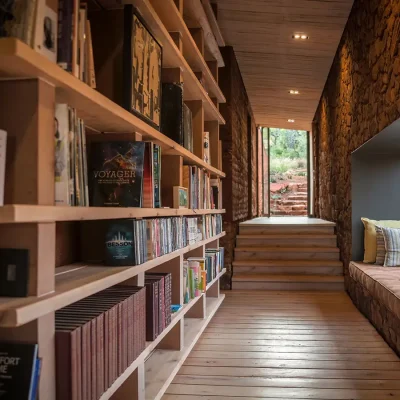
216, 0, 354, 131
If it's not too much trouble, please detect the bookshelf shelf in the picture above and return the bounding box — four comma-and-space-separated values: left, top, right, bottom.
0, 38, 225, 178
126, 0, 225, 122
206, 268, 226, 291
144, 294, 225, 400
150, 0, 225, 102
0, 232, 225, 328
183, 0, 224, 67
99, 293, 204, 400
0, 205, 226, 223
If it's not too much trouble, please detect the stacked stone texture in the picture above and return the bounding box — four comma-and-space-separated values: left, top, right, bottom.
219, 47, 259, 289
313, 0, 400, 280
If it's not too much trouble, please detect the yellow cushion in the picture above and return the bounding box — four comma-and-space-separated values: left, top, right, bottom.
362, 218, 400, 263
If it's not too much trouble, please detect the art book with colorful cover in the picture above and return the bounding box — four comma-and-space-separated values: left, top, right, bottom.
89, 141, 145, 207
0, 342, 40, 400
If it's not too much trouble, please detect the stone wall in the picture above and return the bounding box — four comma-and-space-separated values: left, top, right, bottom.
219, 46, 259, 288
313, 0, 400, 278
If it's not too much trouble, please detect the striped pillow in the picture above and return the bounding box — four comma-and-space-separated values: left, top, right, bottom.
381, 227, 400, 267
375, 226, 386, 265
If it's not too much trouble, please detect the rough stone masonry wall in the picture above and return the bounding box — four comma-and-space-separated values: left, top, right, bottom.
313, 0, 400, 279
219, 46, 259, 289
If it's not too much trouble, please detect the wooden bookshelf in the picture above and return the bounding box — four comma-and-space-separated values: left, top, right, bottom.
144, 294, 225, 400
0, 39, 225, 178
149, 0, 224, 101
0, 205, 226, 223
0, 0, 227, 399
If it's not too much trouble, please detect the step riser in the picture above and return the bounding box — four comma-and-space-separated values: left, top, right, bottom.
236, 238, 337, 247
232, 281, 345, 291
239, 227, 335, 235
233, 266, 344, 275
235, 250, 339, 261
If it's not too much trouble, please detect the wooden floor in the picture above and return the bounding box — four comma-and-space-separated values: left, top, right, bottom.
162, 290, 400, 400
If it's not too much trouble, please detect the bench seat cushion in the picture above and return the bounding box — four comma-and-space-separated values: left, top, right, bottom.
349, 261, 400, 320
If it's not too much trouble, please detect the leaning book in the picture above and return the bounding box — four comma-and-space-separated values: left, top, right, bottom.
0, 342, 40, 400
89, 141, 145, 207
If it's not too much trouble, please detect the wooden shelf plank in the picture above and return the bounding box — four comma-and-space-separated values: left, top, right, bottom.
126, 0, 225, 122
0, 38, 225, 178
150, 0, 225, 103
0, 232, 225, 327
206, 268, 226, 291
144, 294, 225, 400
183, 0, 224, 67
201, 0, 225, 47
99, 293, 204, 400
0, 205, 226, 223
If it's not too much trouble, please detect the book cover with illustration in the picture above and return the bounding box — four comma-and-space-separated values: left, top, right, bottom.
89, 141, 145, 207
105, 219, 135, 266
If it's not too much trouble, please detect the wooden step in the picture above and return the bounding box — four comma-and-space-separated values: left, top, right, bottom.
288, 195, 308, 201
232, 274, 345, 291
236, 234, 337, 248
232, 260, 343, 275
234, 247, 340, 261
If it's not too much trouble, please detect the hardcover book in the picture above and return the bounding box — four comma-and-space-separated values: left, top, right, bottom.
0, 130, 6, 206
105, 219, 135, 266
89, 141, 145, 207
0, 342, 40, 400
161, 83, 184, 146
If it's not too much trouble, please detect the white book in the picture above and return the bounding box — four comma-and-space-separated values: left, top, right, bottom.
0, 131, 7, 206
55, 104, 70, 206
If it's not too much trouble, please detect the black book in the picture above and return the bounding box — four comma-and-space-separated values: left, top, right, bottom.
0, 342, 39, 400
105, 219, 136, 266
89, 141, 145, 207
161, 83, 184, 146
57, 0, 74, 72
0, 249, 29, 297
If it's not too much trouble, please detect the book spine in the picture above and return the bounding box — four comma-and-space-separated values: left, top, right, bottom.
153, 145, 161, 208
80, 119, 89, 206
57, 0, 73, 72
55, 104, 70, 206
0, 131, 7, 206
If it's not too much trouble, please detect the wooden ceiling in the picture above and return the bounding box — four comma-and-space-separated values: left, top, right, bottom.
216, 0, 354, 130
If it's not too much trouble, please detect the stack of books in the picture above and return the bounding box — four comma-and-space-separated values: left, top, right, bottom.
183, 165, 214, 209
145, 273, 172, 341
183, 258, 205, 303
55, 104, 89, 206
198, 214, 223, 240
55, 285, 146, 399
205, 247, 225, 283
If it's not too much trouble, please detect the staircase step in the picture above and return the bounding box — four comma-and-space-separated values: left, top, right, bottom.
239, 225, 335, 235
232, 274, 344, 291
280, 200, 307, 206
288, 195, 308, 201
235, 246, 340, 261
233, 263, 343, 275
236, 234, 337, 248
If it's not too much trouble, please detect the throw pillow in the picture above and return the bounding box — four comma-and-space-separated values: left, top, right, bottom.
381, 227, 400, 267
375, 226, 385, 265
361, 218, 400, 263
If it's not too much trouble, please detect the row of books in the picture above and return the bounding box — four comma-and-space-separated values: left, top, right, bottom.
104, 216, 201, 267
55, 104, 89, 206
182, 247, 224, 303
183, 165, 216, 209
199, 214, 223, 239
145, 273, 172, 341
55, 285, 146, 400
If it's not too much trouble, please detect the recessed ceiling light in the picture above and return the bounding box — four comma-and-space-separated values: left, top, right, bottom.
293, 34, 309, 40
289, 90, 299, 95
288, 119, 295, 123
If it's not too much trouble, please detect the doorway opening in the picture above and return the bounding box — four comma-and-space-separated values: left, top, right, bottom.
262, 127, 310, 216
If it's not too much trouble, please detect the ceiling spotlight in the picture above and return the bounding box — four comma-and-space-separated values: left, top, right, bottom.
289, 90, 299, 95
288, 119, 295, 123
293, 33, 309, 40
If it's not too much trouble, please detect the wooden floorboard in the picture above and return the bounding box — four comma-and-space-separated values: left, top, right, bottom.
163, 290, 400, 400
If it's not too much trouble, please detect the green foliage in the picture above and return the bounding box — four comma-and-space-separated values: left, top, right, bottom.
263, 128, 308, 160
270, 158, 299, 174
